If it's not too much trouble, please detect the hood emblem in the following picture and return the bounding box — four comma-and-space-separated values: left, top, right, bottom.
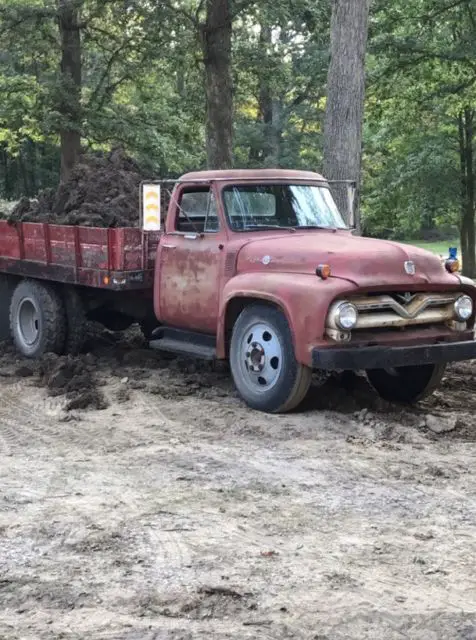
396, 292, 414, 304
404, 261, 416, 275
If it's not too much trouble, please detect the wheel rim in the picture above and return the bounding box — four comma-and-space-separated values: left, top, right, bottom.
17, 297, 40, 346
238, 321, 283, 392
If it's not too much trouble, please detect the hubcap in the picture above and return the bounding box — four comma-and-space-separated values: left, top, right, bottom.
240, 322, 282, 391
18, 298, 40, 346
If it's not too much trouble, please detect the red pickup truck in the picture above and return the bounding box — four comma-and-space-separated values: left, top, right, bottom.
1, 169, 475, 413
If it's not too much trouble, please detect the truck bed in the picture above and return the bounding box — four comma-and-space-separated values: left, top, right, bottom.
0, 221, 160, 290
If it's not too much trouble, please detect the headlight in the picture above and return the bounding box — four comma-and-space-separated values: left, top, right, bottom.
334, 302, 358, 330
454, 295, 473, 321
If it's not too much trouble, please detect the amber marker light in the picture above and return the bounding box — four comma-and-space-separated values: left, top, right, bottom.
316, 264, 331, 279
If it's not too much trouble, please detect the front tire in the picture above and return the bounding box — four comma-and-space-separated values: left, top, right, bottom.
10, 280, 66, 358
230, 304, 311, 413
366, 363, 446, 403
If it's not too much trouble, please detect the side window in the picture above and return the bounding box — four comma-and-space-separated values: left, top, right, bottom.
176, 189, 219, 233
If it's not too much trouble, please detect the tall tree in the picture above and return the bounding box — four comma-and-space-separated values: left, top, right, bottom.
200, 0, 233, 169
57, 0, 82, 181
234, 1, 330, 169
323, 0, 370, 228
458, 107, 475, 277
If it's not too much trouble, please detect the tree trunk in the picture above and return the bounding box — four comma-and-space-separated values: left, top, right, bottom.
58, 0, 82, 182
248, 23, 275, 165
201, 0, 233, 169
1, 146, 11, 199
323, 0, 370, 229
459, 112, 468, 267
258, 24, 274, 164
459, 108, 476, 278
18, 149, 31, 196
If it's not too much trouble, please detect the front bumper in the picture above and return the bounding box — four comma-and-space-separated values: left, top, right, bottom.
312, 339, 476, 370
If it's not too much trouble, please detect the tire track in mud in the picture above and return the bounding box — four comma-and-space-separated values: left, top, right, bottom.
112, 391, 319, 630
0, 380, 259, 625
124, 392, 476, 640
111, 392, 258, 613
0, 381, 67, 455
0, 381, 197, 612
0, 380, 159, 455
69, 606, 476, 640
47, 620, 278, 640
90, 389, 300, 626
2, 364, 476, 639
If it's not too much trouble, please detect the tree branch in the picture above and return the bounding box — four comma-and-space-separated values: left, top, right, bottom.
420, 0, 469, 22
158, 0, 198, 27
86, 37, 136, 109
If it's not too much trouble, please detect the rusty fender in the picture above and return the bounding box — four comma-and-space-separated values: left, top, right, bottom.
216, 272, 357, 366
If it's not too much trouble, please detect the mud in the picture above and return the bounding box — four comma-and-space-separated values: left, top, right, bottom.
0, 341, 107, 411
4, 150, 151, 228
0, 337, 475, 639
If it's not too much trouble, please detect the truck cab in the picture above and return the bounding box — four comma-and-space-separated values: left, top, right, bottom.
150, 169, 476, 412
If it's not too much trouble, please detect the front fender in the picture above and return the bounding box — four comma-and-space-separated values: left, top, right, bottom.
217, 273, 357, 365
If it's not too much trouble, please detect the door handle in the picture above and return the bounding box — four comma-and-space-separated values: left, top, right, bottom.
162, 243, 176, 249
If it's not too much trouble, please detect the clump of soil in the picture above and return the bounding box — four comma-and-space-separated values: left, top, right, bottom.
38, 353, 108, 411
6, 149, 151, 228
0, 340, 16, 363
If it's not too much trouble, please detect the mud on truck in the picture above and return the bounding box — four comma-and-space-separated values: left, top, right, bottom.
1, 169, 476, 413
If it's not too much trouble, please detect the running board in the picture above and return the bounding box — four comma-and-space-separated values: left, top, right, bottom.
149, 327, 216, 360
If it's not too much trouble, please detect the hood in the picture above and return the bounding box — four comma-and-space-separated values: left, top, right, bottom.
236, 231, 458, 289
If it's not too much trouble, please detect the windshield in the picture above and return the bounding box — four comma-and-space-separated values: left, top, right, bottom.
222, 184, 347, 231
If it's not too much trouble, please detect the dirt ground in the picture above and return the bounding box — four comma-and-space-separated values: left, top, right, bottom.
0, 332, 475, 640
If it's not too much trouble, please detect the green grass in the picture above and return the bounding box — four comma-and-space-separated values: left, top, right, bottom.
403, 238, 460, 258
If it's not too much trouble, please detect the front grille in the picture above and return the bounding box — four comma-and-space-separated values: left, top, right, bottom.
326, 292, 463, 342
352, 292, 459, 329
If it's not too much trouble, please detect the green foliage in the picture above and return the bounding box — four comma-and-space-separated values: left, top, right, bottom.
233, 1, 329, 168
0, 0, 474, 256
0, 0, 209, 187
363, 0, 476, 240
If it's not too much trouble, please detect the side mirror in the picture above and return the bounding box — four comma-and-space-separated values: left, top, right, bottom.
346, 181, 357, 231
327, 179, 357, 229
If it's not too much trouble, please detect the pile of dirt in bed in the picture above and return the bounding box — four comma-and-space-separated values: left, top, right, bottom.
5, 149, 151, 228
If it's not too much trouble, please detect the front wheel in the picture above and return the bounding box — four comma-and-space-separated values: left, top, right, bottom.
230, 304, 311, 413
366, 363, 446, 403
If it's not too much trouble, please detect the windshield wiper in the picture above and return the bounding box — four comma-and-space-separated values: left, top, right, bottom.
243, 224, 296, 231
295, 225, 336, 230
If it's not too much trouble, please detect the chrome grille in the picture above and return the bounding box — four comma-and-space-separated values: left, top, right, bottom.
326, 292, 463, 341
353, 292, 459, 329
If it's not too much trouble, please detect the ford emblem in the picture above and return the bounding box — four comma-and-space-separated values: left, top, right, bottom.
404, 261, 416, 275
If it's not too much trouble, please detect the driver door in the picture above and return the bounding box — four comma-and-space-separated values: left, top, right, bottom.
157, 185, 225, 334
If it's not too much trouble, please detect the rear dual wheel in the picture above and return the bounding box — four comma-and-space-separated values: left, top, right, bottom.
230, 304, 311, 413
9, 280, 86, 358
10, 280, 66, 357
